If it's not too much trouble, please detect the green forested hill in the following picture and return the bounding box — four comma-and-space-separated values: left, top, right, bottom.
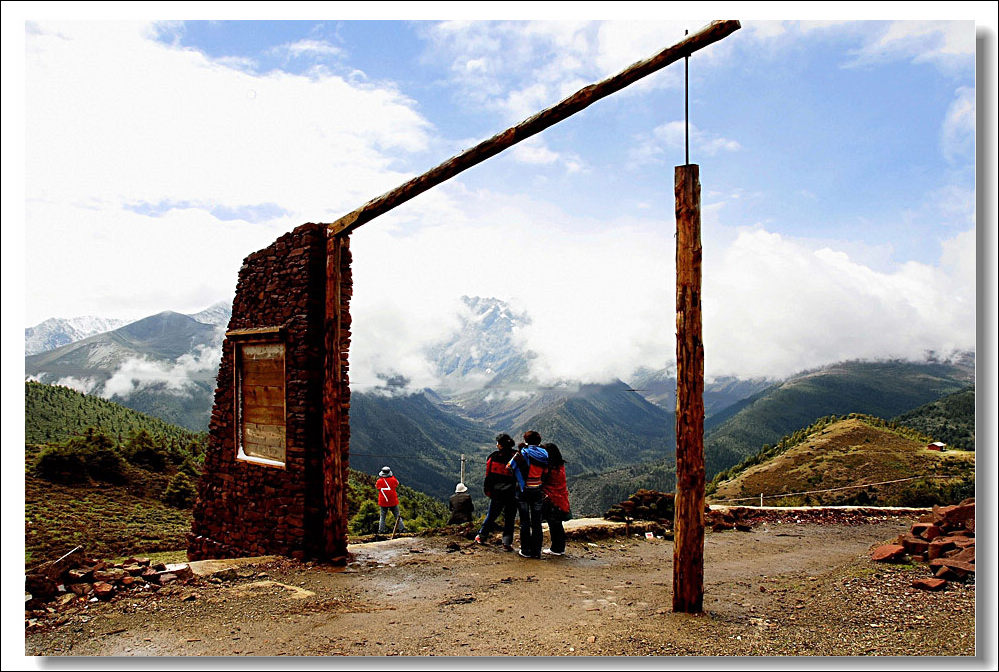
515, 380, 675, 479
25, 381, 206, 445
701, 359, 972, 476
893, 387, 975, 450
348, 391, 496, 500
563, 358, 974, 516
706, 414, 974, 507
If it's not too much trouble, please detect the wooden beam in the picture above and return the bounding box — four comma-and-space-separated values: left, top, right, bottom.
327, 20, 741, 236
673, 163, 705, 614
322, 235, 350, 562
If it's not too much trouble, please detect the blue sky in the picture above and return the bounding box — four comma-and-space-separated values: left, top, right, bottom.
6, 7, 993, 386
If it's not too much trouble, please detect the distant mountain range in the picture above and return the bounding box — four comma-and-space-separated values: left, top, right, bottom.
25, 316, 130, 355
25, 304, 231, 430
25, 297, 976, 511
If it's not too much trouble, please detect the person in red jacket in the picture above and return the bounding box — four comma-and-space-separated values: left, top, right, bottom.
475, 433, 518, 550
540, 443, 571, 556
376, 466, 406, 534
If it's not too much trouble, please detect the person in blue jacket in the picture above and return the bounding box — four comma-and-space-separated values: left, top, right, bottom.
507, 430, 549, 558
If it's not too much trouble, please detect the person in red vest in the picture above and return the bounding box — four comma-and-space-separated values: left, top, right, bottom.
540, 442, 571, 556
475, 433, 519, 550
376, 466, 406, 534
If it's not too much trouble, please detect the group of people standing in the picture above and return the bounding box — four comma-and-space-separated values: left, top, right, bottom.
373, 430, 571, 558
476, 430, 571, 558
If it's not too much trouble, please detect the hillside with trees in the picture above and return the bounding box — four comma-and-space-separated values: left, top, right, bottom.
892, 386, 975, 451
706, 414, 974, 507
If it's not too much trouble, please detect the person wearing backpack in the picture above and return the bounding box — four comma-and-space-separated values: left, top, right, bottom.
507, 430, 549, 559
475, 433, 518, 550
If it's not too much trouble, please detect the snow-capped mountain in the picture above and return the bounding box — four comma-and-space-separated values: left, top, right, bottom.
187, 302, 232, 329
25, 303, 232, 356
25, 316, 130, 355
426, 296, 533, 390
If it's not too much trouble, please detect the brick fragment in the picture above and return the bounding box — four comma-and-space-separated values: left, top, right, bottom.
912, 578, 947, 591
871, 545, 907, 562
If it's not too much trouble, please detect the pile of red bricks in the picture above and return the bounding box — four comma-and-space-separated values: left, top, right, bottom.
703, 506, 756, 532
25, 546, 194, 615
870, 498, 975, 591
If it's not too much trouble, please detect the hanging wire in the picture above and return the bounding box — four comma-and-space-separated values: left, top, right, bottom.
685, 28, 690, 166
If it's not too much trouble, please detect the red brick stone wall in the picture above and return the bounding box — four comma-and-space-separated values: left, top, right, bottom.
188, 223, 351, 561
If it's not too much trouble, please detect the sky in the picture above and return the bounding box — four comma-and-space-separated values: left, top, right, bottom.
5, 5, 995, 391
2, 6, 997, 668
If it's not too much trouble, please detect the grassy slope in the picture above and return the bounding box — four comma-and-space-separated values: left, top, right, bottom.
25, 465, 449, 567
702, 359, 972, 476
708, 417, 974, 506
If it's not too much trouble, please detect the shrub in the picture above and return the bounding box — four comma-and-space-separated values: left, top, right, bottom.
124, 429, 169, 471
34, 444, 89, 484
33, 427, 128, 484
162, 472, 197, 508
349, 500, 382, 535
179, 457, 202, 479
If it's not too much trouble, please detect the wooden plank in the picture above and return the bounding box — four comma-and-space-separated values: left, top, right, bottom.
242, 440, 285, 463
242, 371, 284, 387
244, 404, 285, 425
242, 358, 284, 375
327, 20, 741, 236
672, 164, 705, 614
242, 385, 284, 407
227, 326, 285, 338
322, 233, 350, 561
243, 422, 285, 444
241, 342, 285, 359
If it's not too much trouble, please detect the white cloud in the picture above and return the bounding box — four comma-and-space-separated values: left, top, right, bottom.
942, 86, 975, 164
859, 20, 975, 69
348, 187, 975, 386
26, 21, 432, 219
633, 120, 741, 163
272, 38, 343, 59
702, 228, 975, 379
53, 376, 101, 396
23, 20, 436, 323
743, 20, 974, 78
102, 343, 221, 400
424, 20, 700, 122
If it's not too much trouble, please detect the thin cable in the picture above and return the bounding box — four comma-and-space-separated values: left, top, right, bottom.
685, 28, 689, 166
712, 474, 957, 504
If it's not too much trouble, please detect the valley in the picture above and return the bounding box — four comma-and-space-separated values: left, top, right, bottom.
25, 297, 977, 518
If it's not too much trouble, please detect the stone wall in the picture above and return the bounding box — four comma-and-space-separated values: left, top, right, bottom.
188, 223, 351, 561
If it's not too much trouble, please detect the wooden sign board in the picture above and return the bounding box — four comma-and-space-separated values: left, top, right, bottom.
237, 342, 286, 466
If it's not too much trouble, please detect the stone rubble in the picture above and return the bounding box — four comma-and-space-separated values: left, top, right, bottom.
24, 546, 196, 630
870, 499, 975, 591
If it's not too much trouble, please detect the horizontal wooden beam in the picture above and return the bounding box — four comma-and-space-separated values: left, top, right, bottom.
327, 19, 741, 236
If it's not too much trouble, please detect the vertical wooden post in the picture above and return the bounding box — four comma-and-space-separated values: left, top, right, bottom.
322, 232, 350, 562
673, 163, 705, 613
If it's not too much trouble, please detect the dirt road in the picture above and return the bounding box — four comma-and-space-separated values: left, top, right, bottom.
25, 515, 976, 657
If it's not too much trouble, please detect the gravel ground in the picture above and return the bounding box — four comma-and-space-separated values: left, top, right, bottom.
24, 514, 976, 658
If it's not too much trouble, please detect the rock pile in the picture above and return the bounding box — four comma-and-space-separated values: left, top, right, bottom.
871, 499, 975, 591
604, 491, 757, 532
604, 490, 675, 523
25, 546, 195, 616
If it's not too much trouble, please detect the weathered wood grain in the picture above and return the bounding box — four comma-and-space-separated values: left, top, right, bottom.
673, 164, 705, 614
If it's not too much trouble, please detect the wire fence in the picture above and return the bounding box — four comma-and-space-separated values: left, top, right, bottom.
712, 474, 956, 505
